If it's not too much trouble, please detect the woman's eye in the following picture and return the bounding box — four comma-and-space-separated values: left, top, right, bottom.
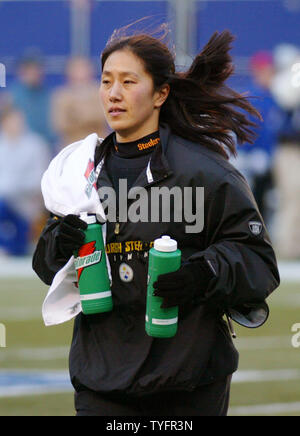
124, 80, 135, 84
102, 80, 110, 85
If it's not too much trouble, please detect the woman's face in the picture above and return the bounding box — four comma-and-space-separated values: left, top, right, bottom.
99, 49, 169, 142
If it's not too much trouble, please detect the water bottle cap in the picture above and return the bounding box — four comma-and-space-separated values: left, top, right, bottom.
154, 235, 177, 252
80, 212, 96, 224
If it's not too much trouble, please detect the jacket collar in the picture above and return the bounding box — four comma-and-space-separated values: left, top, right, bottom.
95, 123, 173, 187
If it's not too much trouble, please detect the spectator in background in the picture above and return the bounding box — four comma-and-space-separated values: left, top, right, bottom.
51, 56, 109, 148
270, 44, 300, 259
231, 51, 281, 224
0, 105, 50, 256
9, 49, 54, 149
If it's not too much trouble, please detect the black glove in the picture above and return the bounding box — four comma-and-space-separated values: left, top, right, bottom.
56, 214, 88, 258
153, 260, 215, 308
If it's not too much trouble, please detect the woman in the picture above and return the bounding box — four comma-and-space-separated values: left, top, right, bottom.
33, 27, 280, 416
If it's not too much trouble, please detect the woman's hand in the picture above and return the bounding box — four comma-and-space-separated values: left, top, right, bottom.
153, 260, 215, 308
57, 214, 88, 258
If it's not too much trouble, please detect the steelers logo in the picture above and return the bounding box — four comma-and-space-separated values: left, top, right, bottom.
119, 263, 134, 282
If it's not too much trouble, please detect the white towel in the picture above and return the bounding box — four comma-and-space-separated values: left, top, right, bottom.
40, 133, 109, 326
41, 133, 106, 221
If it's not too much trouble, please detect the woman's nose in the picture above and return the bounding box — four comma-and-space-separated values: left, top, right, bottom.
109, 82, 122, 101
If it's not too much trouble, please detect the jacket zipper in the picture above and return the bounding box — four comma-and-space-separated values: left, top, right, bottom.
225, 312, 237, 339
114, 221, 120, 235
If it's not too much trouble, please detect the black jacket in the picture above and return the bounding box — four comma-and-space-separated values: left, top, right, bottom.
33, 124, 280, 397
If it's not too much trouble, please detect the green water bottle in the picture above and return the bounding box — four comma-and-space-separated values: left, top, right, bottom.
146, 235, 181, 338
74, 213, 112, 315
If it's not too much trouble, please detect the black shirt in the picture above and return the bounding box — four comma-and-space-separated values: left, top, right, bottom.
105, 131, 160, 198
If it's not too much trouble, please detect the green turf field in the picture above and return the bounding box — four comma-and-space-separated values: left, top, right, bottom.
0, 277, 299, 416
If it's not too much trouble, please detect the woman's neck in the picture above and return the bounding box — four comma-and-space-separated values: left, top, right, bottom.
115, 121, 160, 143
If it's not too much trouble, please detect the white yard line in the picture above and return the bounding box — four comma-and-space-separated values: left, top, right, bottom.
0, 257, 35, 279
0, 346, 70, 362
0, 336, 293, 365
0, 335, 295, 370
0, 384, 73, 397
278, 261, 300, 282
0, 258, 299, 281
234, 335, 292, 350
229, 402, 300, 416
0, 308, 42, 321
0, 369, 72, 398
0, 368, 300, 399
232, 369, 300, 383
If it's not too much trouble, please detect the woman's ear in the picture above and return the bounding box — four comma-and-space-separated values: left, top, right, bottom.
154, 83, 170, 109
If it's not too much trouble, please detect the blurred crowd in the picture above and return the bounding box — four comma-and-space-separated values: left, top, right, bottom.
0, 45, 299, 260
0, 50, 109, 257
231, 43, 300, 261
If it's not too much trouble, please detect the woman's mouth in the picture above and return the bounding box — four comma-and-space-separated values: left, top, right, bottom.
109, 108, 126, 117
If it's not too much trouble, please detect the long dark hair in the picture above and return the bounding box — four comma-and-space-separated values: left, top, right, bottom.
101, 25, 261, 159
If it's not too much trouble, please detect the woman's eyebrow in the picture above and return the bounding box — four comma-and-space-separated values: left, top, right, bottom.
102, 70, 139, 78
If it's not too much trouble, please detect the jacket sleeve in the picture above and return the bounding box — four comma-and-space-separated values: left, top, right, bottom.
32, 215, 68, 286
188, 170, 280, 311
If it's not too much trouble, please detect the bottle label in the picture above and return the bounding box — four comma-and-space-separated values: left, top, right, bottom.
74, 250, 102, 270
151, 317, 178, 326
